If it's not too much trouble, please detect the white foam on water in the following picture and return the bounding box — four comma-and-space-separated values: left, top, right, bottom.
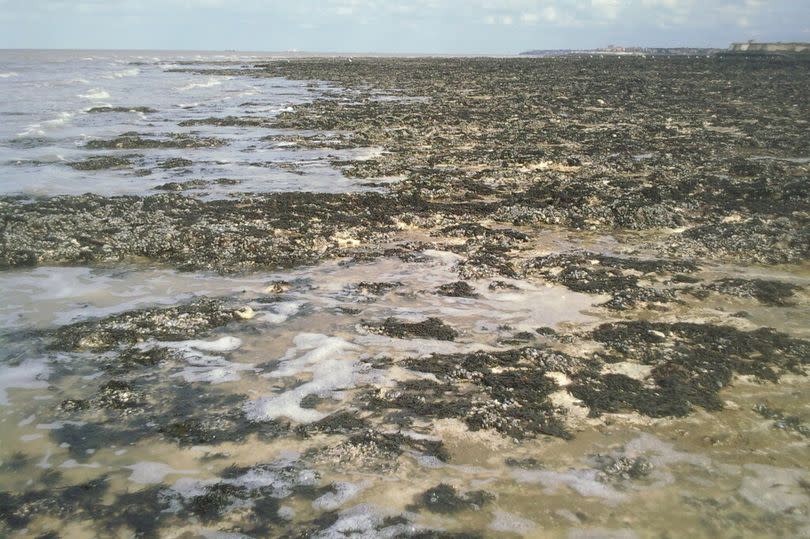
79, 88, 111, 100
18, 414, 36, 426
314, 504, 413, 539
0, 71, 19, 78
259, 301, 303, 324
16, 124, 45, 137
177, 77, 226, 91
512, 468, 626, 503
42, 111, 75, 128
177, 336, 243, 353
37, 450, 53, 469
170, 458, 318, 504
312, 481, 367, 511
126, 461, 198, 484
0, 266, 272, 330
161, 336, 252, 384
414, 454, 446, 469
173, 363, 249, 384
230, 464, 318, 498
60, 459, 101, 469
170, 476, 219, 500
423, 249, 465, 265
0, 359, 50, 405
623, 433, 710, 467
103, 68, 140, 79
37, 420, 85, 430
489, 510, 537, 535
244, 333, 360, 423
354, 333, 477, 356
738, 463, 810, 513
278, 506, 296, 520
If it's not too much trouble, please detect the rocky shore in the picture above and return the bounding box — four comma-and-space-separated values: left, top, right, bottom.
1, 55, 809, 538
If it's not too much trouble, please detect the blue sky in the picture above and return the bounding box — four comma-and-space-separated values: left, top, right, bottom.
1, 0, 808, 53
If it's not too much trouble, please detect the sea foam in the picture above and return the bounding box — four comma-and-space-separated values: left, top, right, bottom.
244, 333, 359, 423
0, 358, 50, 405
79, 88, 111, 100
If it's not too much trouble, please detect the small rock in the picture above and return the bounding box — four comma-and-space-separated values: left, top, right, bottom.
233, 306, 255, 320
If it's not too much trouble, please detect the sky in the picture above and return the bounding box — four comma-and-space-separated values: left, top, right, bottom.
0, 0, 808, 54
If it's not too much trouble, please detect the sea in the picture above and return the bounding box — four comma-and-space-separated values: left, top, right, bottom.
0, 49, 378, 197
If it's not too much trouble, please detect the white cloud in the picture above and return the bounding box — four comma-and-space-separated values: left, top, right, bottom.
591, 0, 621, 20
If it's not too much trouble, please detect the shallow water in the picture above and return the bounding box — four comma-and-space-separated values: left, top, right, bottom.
1, 248, 809, 537
0, 50, 378, 197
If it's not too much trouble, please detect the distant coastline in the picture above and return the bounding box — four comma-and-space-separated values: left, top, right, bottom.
520, 42, 810, 58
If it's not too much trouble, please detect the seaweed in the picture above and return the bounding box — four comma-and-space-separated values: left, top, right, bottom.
411, 483, 494, 514
366, 317, 459, 341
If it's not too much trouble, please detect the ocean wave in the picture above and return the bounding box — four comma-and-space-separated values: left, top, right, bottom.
78, 88, 111, 100
103, 68, 140, 79
42, 111, 75, 127
16, 111, 75, 136
17, 124, 45, 137
176, 77, 228, 92
0, 72, 19, 79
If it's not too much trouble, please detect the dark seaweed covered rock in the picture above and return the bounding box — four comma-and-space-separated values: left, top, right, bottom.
354, 281, 403, 296
660, 218, 810, 264
179, 116, 271, 127
753, 403, 810, 437
0, 477, 109, 530
436, 281, 479, 298
107, 346, 179, 372
527, 252, 698, 281
699, 278, 802, 306
412, 484, 494, 514
68, 155, 133, 170
86, 106, 157, 114
58, 398, 90, 412
85, 132, 226, 150
527, 252, 697, 310
365, 317, 458, 341
456, 243, 518, 279
297, 411, 369, 436
0, 191, 398, 272
592, 455, 653, 480
50, 297, 240, 351
95, 380, 141, 409
159, 157, 193, 169
370, 347, 579, 439
570, 321, 810, 418
189, 483, 249, 522
153, 179, 208, 191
